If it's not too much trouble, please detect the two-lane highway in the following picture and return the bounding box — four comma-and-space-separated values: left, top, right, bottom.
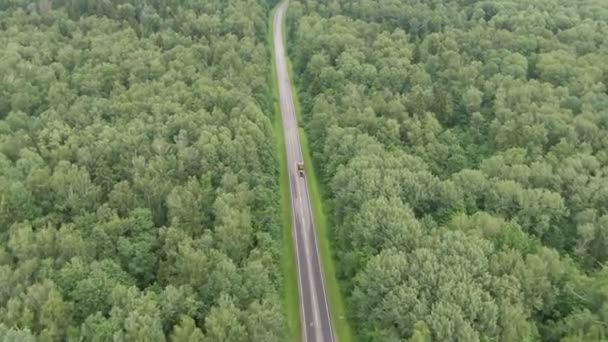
273, 2, 336, 342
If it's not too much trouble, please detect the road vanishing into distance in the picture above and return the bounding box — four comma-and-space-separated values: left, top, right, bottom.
273, 2, 336, 342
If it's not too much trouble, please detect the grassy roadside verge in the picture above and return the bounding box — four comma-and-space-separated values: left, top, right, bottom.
268, 5, 300, 342
280, 5, 354, 342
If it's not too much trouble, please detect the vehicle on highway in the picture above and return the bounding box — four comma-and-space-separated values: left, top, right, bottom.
297, 161, 305, 176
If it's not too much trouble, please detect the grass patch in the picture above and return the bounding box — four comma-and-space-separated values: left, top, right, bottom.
268, 4, 300, 341
281, 6, 355, 342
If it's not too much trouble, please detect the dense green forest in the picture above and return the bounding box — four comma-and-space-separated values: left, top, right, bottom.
3, 0, 608, 340
0, 0, 288, 340
287, 0, 608, 340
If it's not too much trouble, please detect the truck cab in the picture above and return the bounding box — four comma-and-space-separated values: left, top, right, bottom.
297, 162, 305, 176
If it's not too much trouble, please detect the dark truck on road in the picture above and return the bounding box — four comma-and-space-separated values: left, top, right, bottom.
297, 162, 305, 176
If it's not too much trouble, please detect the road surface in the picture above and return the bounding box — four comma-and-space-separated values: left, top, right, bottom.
273, 2, 336, 342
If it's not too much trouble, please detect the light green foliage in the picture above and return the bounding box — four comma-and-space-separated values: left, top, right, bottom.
288, 0, 608, 340
204, 296, 247, 342
0, 0, 286, 340
0, 324, 36, 342
170, 316, 205, 342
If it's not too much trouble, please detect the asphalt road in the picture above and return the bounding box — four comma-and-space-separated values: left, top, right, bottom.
273, 2, 336, 342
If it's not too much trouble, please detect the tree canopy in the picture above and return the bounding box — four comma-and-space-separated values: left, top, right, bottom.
0, 0, 287, 340
287, 0, 608, 340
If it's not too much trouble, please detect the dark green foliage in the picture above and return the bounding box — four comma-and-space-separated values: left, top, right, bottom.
0, 0, 286, 340
288, 0, 608, 340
